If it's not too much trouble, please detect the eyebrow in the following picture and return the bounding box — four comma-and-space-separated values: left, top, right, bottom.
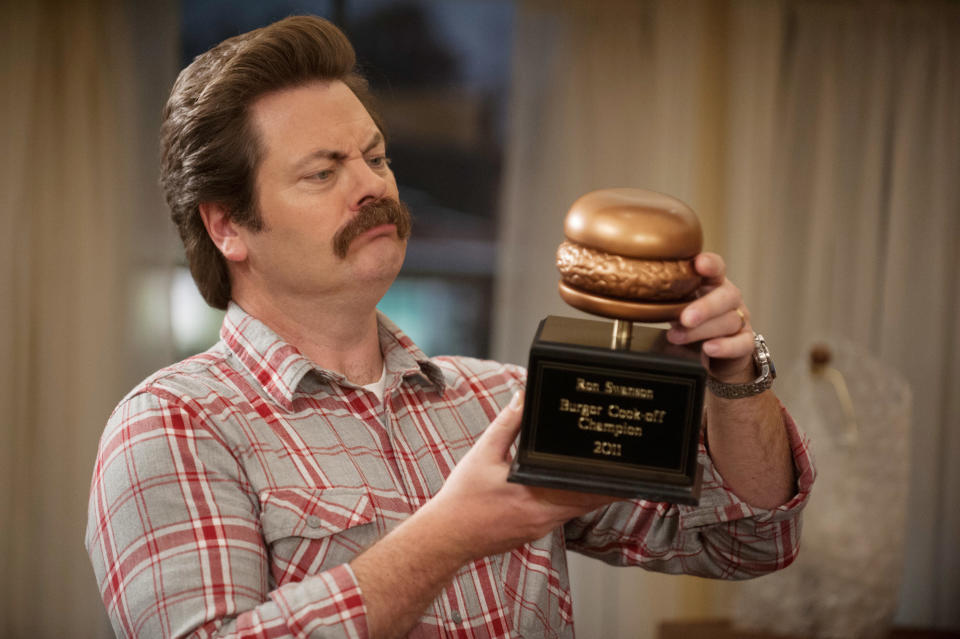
291, 131, 384, 173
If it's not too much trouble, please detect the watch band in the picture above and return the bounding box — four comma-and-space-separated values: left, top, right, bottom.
706, 333, 776, 399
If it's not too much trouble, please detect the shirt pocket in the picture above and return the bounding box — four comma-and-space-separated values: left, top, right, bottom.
260, 487, 376, 586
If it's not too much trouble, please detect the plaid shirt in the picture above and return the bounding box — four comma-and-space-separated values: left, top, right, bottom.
86, 303, 814, 638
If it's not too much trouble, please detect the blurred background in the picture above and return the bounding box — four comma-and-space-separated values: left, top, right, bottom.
1, 0, 957, 637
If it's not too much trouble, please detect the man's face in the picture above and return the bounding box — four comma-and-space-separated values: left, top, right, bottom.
233, 80, 409, 304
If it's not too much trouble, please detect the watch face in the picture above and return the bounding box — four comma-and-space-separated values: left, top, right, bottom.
707, 334, 776, 398
754, 335, 775, 380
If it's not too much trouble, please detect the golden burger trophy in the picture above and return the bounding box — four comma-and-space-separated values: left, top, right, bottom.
507, 189, 707, 504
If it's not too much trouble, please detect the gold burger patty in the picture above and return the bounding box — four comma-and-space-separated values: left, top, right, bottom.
556, 241, 700, 301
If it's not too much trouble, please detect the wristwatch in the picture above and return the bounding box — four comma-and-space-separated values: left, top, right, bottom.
706, 333, 777, 399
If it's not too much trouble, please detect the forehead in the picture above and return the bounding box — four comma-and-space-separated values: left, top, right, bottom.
249, 80, 381, 155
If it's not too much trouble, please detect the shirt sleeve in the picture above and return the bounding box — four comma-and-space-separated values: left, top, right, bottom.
85, 388, 370, 639
563, 405, 815, 579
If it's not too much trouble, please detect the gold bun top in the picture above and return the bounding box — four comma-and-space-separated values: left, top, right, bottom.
563, 188, 702, 259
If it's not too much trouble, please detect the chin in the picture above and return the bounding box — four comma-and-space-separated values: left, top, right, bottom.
355, 245, 405, 283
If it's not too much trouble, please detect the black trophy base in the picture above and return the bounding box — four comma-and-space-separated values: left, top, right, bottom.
507, 315, 706, 505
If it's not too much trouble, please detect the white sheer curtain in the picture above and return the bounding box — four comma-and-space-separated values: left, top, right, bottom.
494, 0, 733, 366
495, 0, 960, 634
494, 2, 747, 637
729, 2, 960, 627
0, 2, 177, 637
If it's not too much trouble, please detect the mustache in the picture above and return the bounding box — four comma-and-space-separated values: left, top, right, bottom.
332, 198, 413, 258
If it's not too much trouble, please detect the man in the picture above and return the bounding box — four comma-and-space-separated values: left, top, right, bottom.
86, 16, 813, 639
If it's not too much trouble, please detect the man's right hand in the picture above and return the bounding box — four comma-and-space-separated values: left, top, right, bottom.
351, 393, 620, 638
420, 392, 622, 564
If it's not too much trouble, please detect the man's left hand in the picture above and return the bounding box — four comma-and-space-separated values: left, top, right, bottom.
664, 252, 796, 509
666, 252, 754, 383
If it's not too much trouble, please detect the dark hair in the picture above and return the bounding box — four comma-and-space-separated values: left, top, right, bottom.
159, 16, 383, 309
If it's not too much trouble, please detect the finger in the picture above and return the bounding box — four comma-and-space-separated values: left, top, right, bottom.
680, 281, 744, 328
529, 486, 623, 514
668, 308, 749, 345
479, 391, 525, 459
702, 330, 755, 360
694, 252, 726, 285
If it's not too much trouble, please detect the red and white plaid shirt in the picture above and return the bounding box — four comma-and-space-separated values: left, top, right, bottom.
86, 303, 814, 638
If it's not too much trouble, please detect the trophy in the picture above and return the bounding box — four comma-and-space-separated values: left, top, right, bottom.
507, 189, 707, 505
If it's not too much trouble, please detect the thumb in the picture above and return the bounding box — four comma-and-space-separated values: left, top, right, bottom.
694, 252, 726, 285
478, 391, 525, 460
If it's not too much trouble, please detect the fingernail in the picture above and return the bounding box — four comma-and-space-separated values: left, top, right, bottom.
703, 342, 719, 356
509, 391, 524, 410
667, 328, 684, 343
682, 309, 700, 327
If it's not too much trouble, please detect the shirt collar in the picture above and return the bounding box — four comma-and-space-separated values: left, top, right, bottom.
375, 311, 447, 392
220, 302, 445, 409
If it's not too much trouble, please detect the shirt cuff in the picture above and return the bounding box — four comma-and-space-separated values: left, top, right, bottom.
269, 563, 369, 639
679, 404, 816, 529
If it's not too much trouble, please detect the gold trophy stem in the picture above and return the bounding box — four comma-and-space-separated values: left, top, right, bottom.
611, 319, 633, 350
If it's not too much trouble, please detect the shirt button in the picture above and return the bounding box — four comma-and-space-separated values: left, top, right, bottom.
306, 516, 323, 528
451, 610, 462, 624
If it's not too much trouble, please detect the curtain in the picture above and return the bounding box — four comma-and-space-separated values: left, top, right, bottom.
494, 0, 960, 633
730, 2, 960, 626
0, 2, 177, 637
494, 0, 734, 365
494, 2, 746, 637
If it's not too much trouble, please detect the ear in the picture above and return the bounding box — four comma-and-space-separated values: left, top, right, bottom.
198, 202, 248, 262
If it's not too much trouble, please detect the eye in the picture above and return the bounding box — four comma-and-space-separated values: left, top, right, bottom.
307, 169, 335, 181
367, 155, 392, 170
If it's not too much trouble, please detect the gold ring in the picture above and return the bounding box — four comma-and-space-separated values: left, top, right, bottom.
735, 308, 747, 332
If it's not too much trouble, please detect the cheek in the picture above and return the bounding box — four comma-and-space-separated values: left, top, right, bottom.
261, 203, 338, 245
245, 227, 315, 270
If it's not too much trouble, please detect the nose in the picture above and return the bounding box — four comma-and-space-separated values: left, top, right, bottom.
347, 156, 389, 211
